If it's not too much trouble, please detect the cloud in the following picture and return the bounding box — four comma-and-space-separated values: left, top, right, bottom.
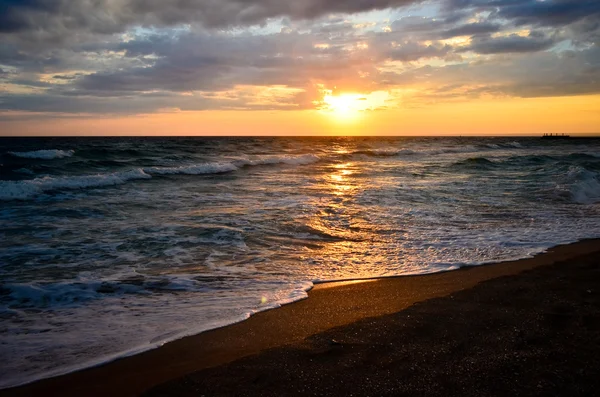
445, 0, 600, 28
0, 0, 422, 45
386, 42, 453, 61
380, 45, 600, 100
440, 22, 502, 38
467, 33, 558, 54
71, 29, 377, 95
1, 0, 599, 116
497, 0, 600, 28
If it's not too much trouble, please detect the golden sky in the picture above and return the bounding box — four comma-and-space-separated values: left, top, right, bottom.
1, 1, 599, 136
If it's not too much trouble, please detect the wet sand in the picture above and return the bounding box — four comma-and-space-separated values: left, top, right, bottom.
2, 239, 600, 397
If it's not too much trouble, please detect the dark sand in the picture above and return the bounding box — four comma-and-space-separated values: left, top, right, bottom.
2, 240, 600, 397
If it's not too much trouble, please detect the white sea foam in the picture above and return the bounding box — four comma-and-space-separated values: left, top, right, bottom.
0, 277, 315, 390
0, 168, 151, 200
8, 149, 74, 159
1, 155, 320, 201
145, 162, 238, 175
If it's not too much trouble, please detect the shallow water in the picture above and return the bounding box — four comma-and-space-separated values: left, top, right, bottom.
1, 136, 600, 388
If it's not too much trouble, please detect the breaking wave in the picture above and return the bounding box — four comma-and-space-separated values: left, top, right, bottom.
145, 163, 238, 175
0, 154, 321, 200
0, 169, 151, 201
567, 166, 600, 205
349, 146, 478, 158
8, 149, 75, 160
453, 157, 497, 168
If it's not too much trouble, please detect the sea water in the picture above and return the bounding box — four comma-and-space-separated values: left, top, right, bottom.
1, 136, 600, 388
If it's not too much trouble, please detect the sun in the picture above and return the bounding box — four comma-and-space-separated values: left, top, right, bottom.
319, 90, 389, 121
323, 93, 365, 120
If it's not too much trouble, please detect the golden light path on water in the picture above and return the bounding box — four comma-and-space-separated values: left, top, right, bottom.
302, 159, 412, 281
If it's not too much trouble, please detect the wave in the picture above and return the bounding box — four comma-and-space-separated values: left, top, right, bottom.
145, 163, 238, 175
566, 153, 600, 161
0, 276, 210, 310
567, 166, 600, 205
350, 146, 478, 158
0, 169, 151, 201
146, 154, 320, 176
8, 149, 74, 160
484, 141, 523, 150
352, 149, 415, 157
1, 282, 138, 309
0, 154, 320, 201
0, 276, 314, 390
14, 168, 34, 175
501, 153, 600, 168
419, 145, 479, 155
235, 154, 320, 166
452, 157, 497, 168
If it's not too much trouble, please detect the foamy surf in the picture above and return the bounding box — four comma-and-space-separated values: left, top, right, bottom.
0, 168, 151, 200
145, 162, 238, 175
0, 277, 314, 390
0, 154, 321, 200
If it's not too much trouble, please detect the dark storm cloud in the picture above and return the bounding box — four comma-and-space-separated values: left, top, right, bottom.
467, 33, 557, 54
0, 0, 422, 40
445, 0, 600, 27
497, 0, 600, 27
76, 58, 228, 93
0, 0, 59, 33
439, 22, 502, 38
0, 91, 204, 114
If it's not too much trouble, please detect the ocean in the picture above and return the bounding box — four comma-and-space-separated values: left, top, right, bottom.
1, 136, 600, 388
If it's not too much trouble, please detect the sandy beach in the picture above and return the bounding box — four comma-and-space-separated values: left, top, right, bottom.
2, 239, 600, 397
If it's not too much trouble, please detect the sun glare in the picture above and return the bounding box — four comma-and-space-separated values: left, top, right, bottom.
324, 94, 363, 119
321, 91, 389, 121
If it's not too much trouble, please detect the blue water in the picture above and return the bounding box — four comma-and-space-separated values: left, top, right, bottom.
1, 136, 600, 388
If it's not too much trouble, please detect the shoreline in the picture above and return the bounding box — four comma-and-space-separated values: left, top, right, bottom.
0, 248, 547, 390
2, 238, 600, 397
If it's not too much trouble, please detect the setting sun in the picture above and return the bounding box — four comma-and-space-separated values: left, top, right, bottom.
321, 91, 389, 121
323, 94, 364, 119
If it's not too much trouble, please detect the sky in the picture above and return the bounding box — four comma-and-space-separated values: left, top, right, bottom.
0, 0, 599, 136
